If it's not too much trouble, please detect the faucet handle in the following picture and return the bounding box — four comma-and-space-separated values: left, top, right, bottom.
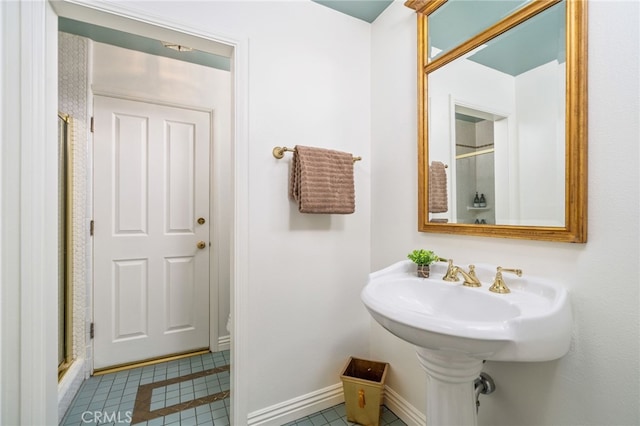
442, 259, 459, 282
489, 267, 523, 294
467, 264, 478, 278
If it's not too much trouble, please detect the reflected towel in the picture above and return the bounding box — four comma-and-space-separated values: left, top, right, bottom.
289, 145, 355, 214
429, 161, 448, 213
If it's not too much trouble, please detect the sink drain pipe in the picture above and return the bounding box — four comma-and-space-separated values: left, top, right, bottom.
474, 372, 496, 413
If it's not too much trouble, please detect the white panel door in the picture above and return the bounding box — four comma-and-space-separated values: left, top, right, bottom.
93, 96, 211, 369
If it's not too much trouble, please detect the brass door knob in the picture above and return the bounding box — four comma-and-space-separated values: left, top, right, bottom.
197, 217, 206, 225
197, 241, 207, 249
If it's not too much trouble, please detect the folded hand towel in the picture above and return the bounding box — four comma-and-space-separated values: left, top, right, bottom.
289, 145, 355, 214
429, 161, 448, 213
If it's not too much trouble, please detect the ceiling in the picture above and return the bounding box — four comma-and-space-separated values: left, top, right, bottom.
311, 0, 393, 23
59, 17, 231, 71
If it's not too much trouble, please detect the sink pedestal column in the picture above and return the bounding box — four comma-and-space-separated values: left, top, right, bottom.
416, 348, 484, 426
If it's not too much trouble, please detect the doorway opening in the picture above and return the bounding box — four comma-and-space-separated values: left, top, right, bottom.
54, 3, 246, 422
58, 30, 231, 364
453, 104, 507, 225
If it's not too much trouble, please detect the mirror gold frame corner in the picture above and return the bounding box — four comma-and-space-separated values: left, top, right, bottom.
407, 0, 587, 243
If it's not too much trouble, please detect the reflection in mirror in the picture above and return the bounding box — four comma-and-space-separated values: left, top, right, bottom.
406, 0, 587, 242
428, 0, 531, 61
429, 1, 566, 227
454, 107, 498, 225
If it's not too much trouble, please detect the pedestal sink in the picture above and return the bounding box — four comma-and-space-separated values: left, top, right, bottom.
361, 260, 572, 426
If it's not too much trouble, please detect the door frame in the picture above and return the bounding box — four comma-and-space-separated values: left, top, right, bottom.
2, 1, 250, 423
1, 3, 61, 423
91, 94, 218, 368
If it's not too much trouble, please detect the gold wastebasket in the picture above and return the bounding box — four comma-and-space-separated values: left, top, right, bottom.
340, 357, 389, 426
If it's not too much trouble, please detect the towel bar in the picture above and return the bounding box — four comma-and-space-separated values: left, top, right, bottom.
272, 146, 362, 163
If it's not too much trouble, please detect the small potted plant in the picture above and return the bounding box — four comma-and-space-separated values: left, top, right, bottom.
407, 249, 439, 278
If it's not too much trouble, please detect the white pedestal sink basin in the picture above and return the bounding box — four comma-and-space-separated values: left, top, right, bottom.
361, 260, 572, 426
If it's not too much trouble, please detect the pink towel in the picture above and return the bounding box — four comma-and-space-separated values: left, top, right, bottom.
289, 145, 355, 214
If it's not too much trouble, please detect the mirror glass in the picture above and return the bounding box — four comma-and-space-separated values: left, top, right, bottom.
428, 1, 566, 226
410, 0, 587, 242
428, 0, 531, 61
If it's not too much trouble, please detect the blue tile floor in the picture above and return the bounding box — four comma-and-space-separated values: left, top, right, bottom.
60, 350, 406, 426
60, 351, 231, 426
285, 404, 407, 426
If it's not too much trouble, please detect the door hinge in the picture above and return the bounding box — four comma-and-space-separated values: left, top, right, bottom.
90, 220, 94, 236
90, 116, 94, 133
90, 322, 94, 339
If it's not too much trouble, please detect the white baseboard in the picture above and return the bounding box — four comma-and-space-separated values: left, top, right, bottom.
247, 383, 344, 426
58, 358, 86, 422
218, 334, 230, 352
384, 386, 426, 426
246, 383, 425, 426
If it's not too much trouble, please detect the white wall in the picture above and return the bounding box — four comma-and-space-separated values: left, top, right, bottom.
372, 2, 639, 426
236, 3, 373, 414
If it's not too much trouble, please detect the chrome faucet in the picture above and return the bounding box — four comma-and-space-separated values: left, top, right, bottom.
442, 259, 482, 287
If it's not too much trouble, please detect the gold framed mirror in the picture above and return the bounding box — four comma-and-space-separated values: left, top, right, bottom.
406, 0, 587, 242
